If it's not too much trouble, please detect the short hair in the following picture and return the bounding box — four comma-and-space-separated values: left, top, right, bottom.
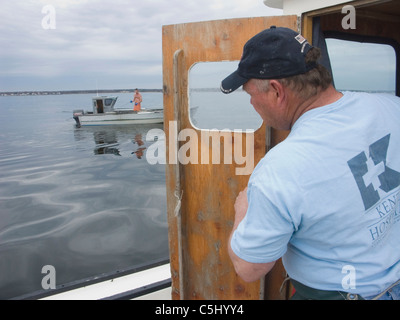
254, 47, 333, 99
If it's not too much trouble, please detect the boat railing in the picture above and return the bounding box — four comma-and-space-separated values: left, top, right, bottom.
11, 258, 171, 300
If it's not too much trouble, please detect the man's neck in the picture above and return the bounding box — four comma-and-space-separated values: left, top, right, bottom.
289, 85, 343, 129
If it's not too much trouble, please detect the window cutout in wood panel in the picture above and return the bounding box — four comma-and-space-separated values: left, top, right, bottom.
189, 61, 262, 130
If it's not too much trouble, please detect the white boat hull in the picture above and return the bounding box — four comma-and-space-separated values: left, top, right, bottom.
14, 260, 171, 300
41, 263, 171, 300
74, 109, 164, 126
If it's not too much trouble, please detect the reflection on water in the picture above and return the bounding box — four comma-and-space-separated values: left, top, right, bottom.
93, 130, 120, 156
0, 116, 168, 299
78, 128, 150, 158
132, 133, 146, 159
73, 123, 161, 157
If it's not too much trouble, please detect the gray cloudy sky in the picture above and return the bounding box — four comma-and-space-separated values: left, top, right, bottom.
0, 0, 282, 92
1, 1, 396, 93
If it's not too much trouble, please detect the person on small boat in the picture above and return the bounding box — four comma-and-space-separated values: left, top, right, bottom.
222, 26, 400, 300
133, 88, 142, 111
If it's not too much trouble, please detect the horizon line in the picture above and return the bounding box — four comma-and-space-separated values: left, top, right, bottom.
0, 88, 163, 96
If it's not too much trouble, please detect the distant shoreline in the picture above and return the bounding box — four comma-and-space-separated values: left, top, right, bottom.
0, 88, 162, 97
0, 88, 395, 97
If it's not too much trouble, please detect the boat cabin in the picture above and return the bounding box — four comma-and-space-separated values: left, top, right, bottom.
267, 0, 399, 95
162, 0, 399, 300
92, 96, 118, 114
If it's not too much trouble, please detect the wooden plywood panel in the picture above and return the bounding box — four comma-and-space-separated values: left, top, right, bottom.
162, 15, 297, 300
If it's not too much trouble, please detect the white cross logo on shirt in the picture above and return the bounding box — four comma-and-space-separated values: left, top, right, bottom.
362, 156, 385, 192
348, 134, 400, 211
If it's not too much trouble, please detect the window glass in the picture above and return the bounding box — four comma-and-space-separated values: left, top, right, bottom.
325, 38, 396, 94
104, 98, 114, 106
189, 61, 262, 130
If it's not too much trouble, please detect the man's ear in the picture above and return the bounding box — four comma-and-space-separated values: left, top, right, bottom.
268, 80, 285, 102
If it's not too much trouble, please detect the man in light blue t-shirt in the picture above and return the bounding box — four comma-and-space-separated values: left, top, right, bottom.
221, 26, 400, 300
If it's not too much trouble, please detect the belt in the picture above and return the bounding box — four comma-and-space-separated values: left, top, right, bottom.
290, 279, 363, 300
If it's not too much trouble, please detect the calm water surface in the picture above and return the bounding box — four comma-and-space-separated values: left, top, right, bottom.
0, 89, 260, 299
0, 92, 168, 299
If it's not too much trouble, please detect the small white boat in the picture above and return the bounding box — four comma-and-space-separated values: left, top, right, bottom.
73, 96, 163, 127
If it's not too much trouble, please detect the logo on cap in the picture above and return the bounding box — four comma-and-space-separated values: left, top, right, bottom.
295, 34, 306, 44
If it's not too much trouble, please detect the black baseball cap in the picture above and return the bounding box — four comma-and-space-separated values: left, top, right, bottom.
220, 26, 316, 94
